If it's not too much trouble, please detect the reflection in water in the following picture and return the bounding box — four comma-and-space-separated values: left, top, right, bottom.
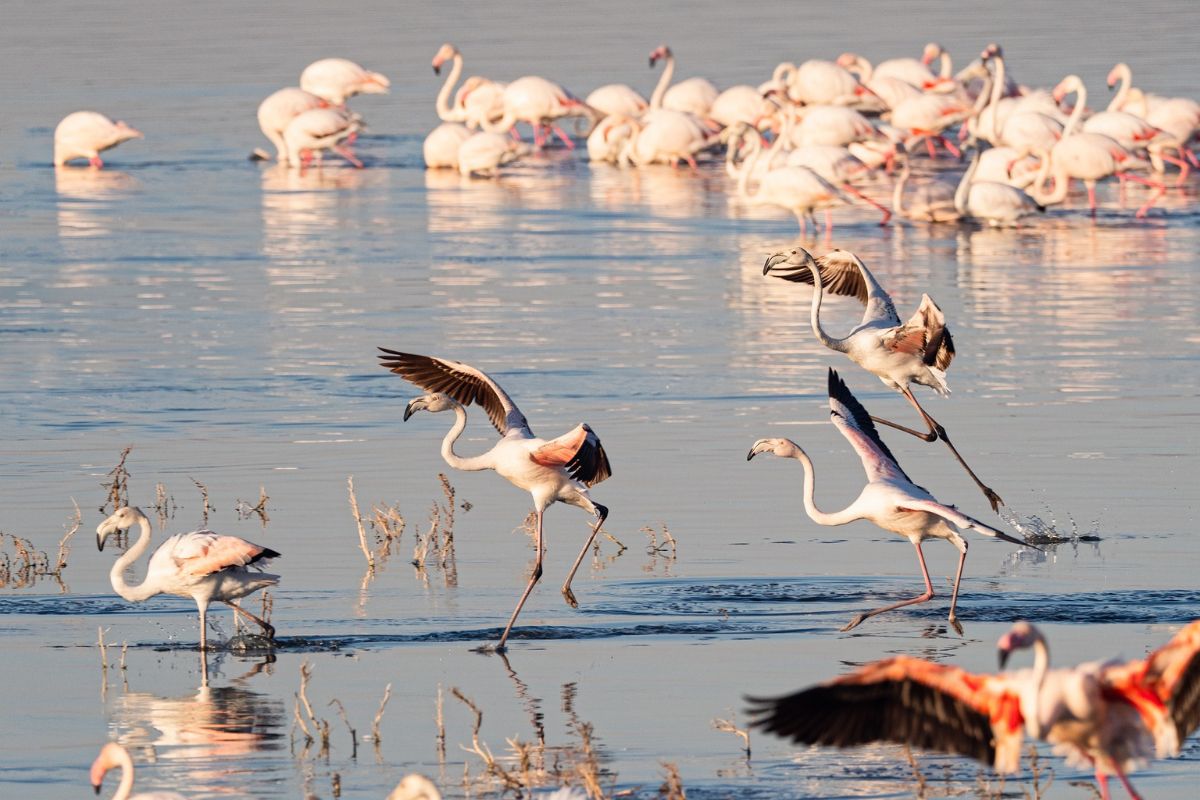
55, 167, 139, 240
260, 163, 367, 262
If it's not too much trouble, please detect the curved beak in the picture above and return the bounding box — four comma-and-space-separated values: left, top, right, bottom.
433, 63, 441, 75
648, 57, 656, 68
763, 252, 789, 275
746, 448, 758, 461
93, 784, 102, 795
96, 518, 120, 551
403, 397, 425, 421
998, 648, 1011, 669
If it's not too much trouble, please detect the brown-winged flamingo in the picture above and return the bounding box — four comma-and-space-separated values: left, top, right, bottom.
299, 57, 390, 107
90, 742, 187, 800
54, 111, 142, 168
749, 619, 1200, 800
749, 369, 1026, 632
96, 507, 279, 652
763, 248, 1003, 510
378, 349, 611, 653
257, 88, 328, 163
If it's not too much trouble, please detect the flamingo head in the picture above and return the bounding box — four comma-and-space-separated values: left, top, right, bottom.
921, 42, 944, 66
980, 43, 1003, 62
403, 392, 460, 420
432, 43, 458, 75
997, 620, 1044, 668
96, 506, 143, 550
648, 44, 672, 68
747, 437, 805, 462
835, 52, 858, 69
762, 247, 818, 279
1051, 75, 1081, 105
1106, 64, 1124, 89
387, 773, 443, 800
90, 742, 124, 792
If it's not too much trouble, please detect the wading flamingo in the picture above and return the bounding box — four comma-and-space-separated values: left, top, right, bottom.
484, 76, 589, 149
54, 111, 142, 168
748, 370, 1027, 632
423, 122, 472, 169
432, 43, 506, 129
892, 152, 960, 222
748, 619, 1200, 800
300, 57, 389, 107
387, 774, 442, 800
257, 88, 327, 163
96, 507, 279, 652
1107, 62, 1200, 158
457, 131, 526, 177
90, 742, 187, 800
648, 44, 719, 118
763, 247, 1003, 509
955, 146, 1043, 227
283, 108, 363, 170
585, 82, 648, 119
378, 349, 611, 652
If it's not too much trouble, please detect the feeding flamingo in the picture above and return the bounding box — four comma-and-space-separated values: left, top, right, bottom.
955, 146, 1044, 227
378, 349, 611, 653
256, 88, 328, 163
748, 619, 1200, 800
423, 122, 472, 169
748, 369, 1027, 632
96, 507, 279, 652
585, 83, 648, 119
484, 76, 590, 149
53, 111, 142, 168
892, 151, 960, 222
763, 247, 1003, 510
299, 57, 390, 106
457, 131, 527, 177
90, 742, 187, 800
283, 108, 362, 170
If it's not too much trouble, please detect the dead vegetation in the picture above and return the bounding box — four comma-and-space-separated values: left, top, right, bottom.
100, 446, 133, 513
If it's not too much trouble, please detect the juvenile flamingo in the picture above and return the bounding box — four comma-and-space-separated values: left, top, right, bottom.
378, 349, 611, 652
90, 742, 187, 799
96, 507, 279, 652
748, 370, 1027, 632
749, 619, 1200, 799
54, 111, 142, 168
763, 248, 1003, 509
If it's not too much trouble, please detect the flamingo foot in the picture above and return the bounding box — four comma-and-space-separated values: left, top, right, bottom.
561, 587, 579, 609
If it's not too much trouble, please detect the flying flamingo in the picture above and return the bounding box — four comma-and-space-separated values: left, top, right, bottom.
378, 349, 611, 652
954, 146, 1044, 227
90, 742, 187, 800
257, 88, 328, 163
299, 57, 390, 107
96, 506, 280, 652
484, 76, 589, 149
748, 619, 1200, 800
647, 44, 719, 118
53, 111, 142, 168
763, 248, 1003, 510
748, 369, 1027, 632
283, 108, 363, 170
431, 43, 506, 130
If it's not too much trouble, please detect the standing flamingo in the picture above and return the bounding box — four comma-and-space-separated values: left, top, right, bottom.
90, 742, 187, 799
96, 507, 279, 652
457, 131, 527, 177
647, 44, 719, 117
423, 122, 472, 169
892, 151, 960, 222
378, 349, 611, 652
53, 111, 142, 168
257, 88, 328, 163
484, 76, 589, 149
585, 82, 648, 119
283, 108, 363, 170
299, 58, 390, 106
748, 619, 1200, 800
763, 247, 1003, 509
748, 369, 1026, 632
432, 43, 506, 130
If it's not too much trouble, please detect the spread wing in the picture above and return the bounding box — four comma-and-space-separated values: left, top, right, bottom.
1105, 619, 1200, 757
378, 349, 530, 435
882, 294, 955, 370
827, 369, 911, 484
150, 531, 280, 579
530, 423, 612, 486
747, 656, 1024, 770
814, 250, 900, 327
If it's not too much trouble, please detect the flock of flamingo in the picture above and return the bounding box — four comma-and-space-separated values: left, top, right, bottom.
64, 39, 1200, 800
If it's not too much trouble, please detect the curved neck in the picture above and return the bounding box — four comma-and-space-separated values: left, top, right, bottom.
736, 131, 762, 197
110, 516, 158, 603
772, 62, 797, 84
986, 56, 1005, 138
1031, 149, 1066, 205
792, 449, 858, 526
805, 258, 849, 353
851, 56, 872, 83
892, 161, 910, 215
650, 53, 675, 110
937, 51, 952, 80
440, 404, 494, 472
435, 53, 464, 121
954, 152, 978, 212
1062, 80, 1086, 138
1108, 64, 1131, 112
111, 746, 136, 800
1027, 635, 1052, 736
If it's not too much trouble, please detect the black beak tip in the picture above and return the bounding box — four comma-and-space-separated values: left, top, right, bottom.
746, 450, 755, 461
96, 536, 105, 552
94, 786, 102, 795
402, 408, 413, 422
998, 650, 1010, 669
648, 58, 655, 68
433, 65, 440, 75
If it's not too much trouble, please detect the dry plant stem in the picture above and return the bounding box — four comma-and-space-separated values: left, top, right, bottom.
296, 660, 331, 756
102, 446, 132, 513
329, 699, 358, 760
119, 642, 128, 671
347, 476, 375, 571
436, 684, 447, 765
191, 477, 211, 526
712, 718, 751, 759
658, 761, 686, 800
97, 626, 109, 669
330, 772, 341, 798
54, 499, 82, 574
372, 682, 392, 744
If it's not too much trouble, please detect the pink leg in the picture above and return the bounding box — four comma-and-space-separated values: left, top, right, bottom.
946, 542, 968, 634
496, 509, 544, 652
841, 541, 935, 631
333, 144, 363, 169
1185, 147, 1199, 168
684, 155, 698, 170
1118, 172, 1166, 218
1087, 181, 1097, 215
925, 137, 937, 159
89, 156, 103, 168
551, 125, 575, 150
1095, 770, 1111, 800
1113, 766, 1143, 800
1159, 152, 1190, 184
937, 135, 961, 158
824, 207, 833, 232
532, 125, 545, 148
841, 182, 892, 225
509, 127, 522, 142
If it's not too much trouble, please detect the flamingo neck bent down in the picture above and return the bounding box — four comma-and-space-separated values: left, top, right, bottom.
1107, 63, 1132, 113
107, 745, 137, 800
109, 514, 162, 603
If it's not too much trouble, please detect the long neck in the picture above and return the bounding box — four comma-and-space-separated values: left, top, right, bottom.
440, 404, 494, 472
1027, 635, 1052, 737
892, 161, 910, 215
1031, 149, 1067, 205
937, 51, 952, 80
986, 56, 1005, 138
1107, 64, 1131, 112
851, 56, 872, 83
110, 516, 159, 603
1062, 81, 1086, 138
792, 449, 858, 526
111, 746, 136, 800
805, 258, 848, 353
954, 152, 978, 212
650, 53, 674, 109
435, 53, 464, 121
736, 131, 762, 197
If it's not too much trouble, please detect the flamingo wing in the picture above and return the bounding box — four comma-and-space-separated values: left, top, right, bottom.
378, 349, 530, 436
151, 531, 280, 579
531, 423, 612, 486
827, 369, 912, 484
747, 655, 1023, 769
884, 294, 955, 370
815, 249, 900, 326
1105, 620, 1200, 756
896, 497, 1030, 549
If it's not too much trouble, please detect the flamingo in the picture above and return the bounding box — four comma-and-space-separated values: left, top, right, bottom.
96, 507, 279, 652
976, 46, 1064, 153
783, 144, 892, 223
53, 111, 142, 168
483, 76, 589, 149
709, 84, 774, 129
889, 93, 971, 158
748, 369, 1027, 632
90, 742, 187, 800
972, 144, 1041, 188
457, 131, 527, 177
431, 43, 506, 129
954, 146, 1043, 227
378, 350, 611, 652
586, 114, 639, 163
585, 83, 648, 119
648, 44, 719, 118
788, 59, 864, 106
283, 108, 363, 170
1107, 62, 1200, 146
837, 44, 951, 90
788, 105, 878, 149
748, 619, 1200, 800
387, 774, 442, 800
299, 57, 389, 107
256, 88, 327, 163
423, 122, 472, 169
762, 247, 1003, 510
892, 152, 959, 222
621, 111, 714, 169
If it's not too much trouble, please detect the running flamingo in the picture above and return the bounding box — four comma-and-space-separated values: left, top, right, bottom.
749, 619, 1200, 799
54, 112, 142, 168
748, 370, 1027, 632
96, 507, 279, 651
763, 248, 1002, 509
90, 742, 186, 799
378, 349, 611, 652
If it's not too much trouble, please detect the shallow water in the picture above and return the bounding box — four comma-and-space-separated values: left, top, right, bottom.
2, 1, 1200, 798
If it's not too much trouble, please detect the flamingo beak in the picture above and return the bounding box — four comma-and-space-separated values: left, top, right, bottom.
433, 64, 441, 75
763, 252, 789, 274
746, 448, 758, 461
998, 647, 1012, 669
403, 397, 426, 421
96, 518, 119, 551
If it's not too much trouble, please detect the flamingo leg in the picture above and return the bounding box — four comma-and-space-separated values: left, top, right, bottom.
1158, 152, 1190, 184
551, 125, 576, 150
197, 601, 209, 652
497, 508, 544, 652
509, 127, 522, 142
1113, 767, 1144, 800
937, 135, 961, 158
560, 503, 609, 608
946, 540, 968, 635
841, 182, 892, 225
1087, 180, 1098, 215
925, 136, 937, 159
841, 540, 935, 631
89, 156, 104, 169
333, 144, 363, 169
1095, 769, 1112, 800
1116, 172, 1166, 218
225, 600, 275, 640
